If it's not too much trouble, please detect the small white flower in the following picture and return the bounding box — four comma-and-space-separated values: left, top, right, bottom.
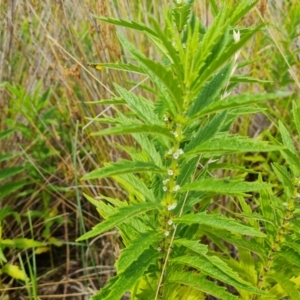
163, 178, 169, 185
173, 153, 179, 160
178, 149, 184, 155
163, 115, 169, 122
168, 219, 173, 226
168, 149, 173, 155
164, 231, 170, 236
233, 30, 240, 43
167, 203, 177, 210
173, 185, 180, 192
163, 186, 168, 192
172, 131, 178, 138
157, 247, 162, 252
168, 170, 174, 176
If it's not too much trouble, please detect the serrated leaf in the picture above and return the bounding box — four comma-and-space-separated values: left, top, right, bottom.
196, 23, 264, 87
279, 121, 296, 154
169, 271, 240, 300
92, 124, 176, 141
114, 84, 159, 124
117, 34, 181, 114
277, 249, 300, 269
88, 62, 145, 74
85, 97, 126, 105
175, 211, 265, 237
76, 202, 160, 241
92, 247, 160, 300
172, 255, 265, 295
116, 231, 161, 273
180, 177, 272, 197
270, 272, 300, 300
114, 173, 157, 202
82, 160, 165, 180
174, 239, 208, 255
92, 15, 157, 37
186, 135, 283, 156
185, 111, 227, 152
192, 93, 290, 119
188, 63, 233, 117
272, 163, 293, 199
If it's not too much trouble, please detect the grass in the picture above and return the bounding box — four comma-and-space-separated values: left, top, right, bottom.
0, 0, 299, 299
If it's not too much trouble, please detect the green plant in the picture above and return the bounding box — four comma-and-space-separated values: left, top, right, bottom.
73, 1, 299, 299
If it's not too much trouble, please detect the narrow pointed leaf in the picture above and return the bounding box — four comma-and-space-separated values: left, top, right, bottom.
116, 231, 161, 273
174, 212, 265, 237
192, 93, 290, 119
185, 111, 227, 152
172, 255, 265, 295
76, 202, 160, 241
92, 124, 176, 141
292, 101, 300, 137
92, 247, 161, 300
89, 62, 145, 74
92, 15, 157, 37
114, 84, 159, 124
117, 34, 181, 113
174, 239, 208, 255
169, 271, 240, 300
186, 135, 283, 156
82, 160, 165, 180
180, 177, 272, 197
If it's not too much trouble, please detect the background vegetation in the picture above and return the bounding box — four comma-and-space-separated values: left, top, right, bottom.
0, 0, 299, 299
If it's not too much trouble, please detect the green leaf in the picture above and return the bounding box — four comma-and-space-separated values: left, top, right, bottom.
76, 202, 160, 241
117, 34, 181, 114
292, 101, 300, 138
0, 129, 14, 141
85, 97, 125, 105
196, 23, 264, 88
92, 247, 161, 300
185, 111, 227, 152
92, 124, 176, 141
191, 93, 290, 119
0, 153, 16, 163
0, 238, 46, 249
277, 249, 300, 269
0, 181, 27, 199
88, 62, 145, 74
172, 255, 265, 295
114, 84, 159, 124
270, 272, 300, 300
272, 163, 293, 199
188, 63, 233, 117
172, 1, 193, 32
82, 160, 165, 180
116, 231, 161, 273
186, 135, 283, 156
169, 271, 240, 300
180, 177, 271, 197
280, 149, 300, 178
175, 211, 265, 237
174, 239, 208, 255
230, 75, 271, 84
0, 166, 25, 182
114, 174, 157, 202
92, 15, 157, 37
229, 0, 259, 25
279, 121, 297, 154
